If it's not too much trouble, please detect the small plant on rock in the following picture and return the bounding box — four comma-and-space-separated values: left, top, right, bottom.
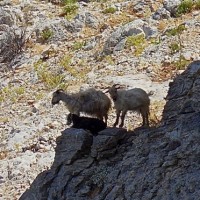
0, 85, 25, 103
169, 42, 181, 54
126, 34, 146, 56
102, 7, 117, 14
34, 60, 65, 90
62, 0, 78, 19
195, 0, 200, 9
40, 28, 53, 43
72, 41, 85, 51
166, 24, 186, 37
176, 0, 193, 16
103, 55, 115, 65
172, 56, 190, 70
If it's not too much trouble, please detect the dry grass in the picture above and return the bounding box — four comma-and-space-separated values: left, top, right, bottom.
0, 150, 9, 160
81, 27, 99, 39
149, 100, 166, 127
157, 20, 168, 31
106, 12, 134, 28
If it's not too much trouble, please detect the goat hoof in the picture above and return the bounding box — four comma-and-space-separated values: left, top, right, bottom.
119, 124, 123, 128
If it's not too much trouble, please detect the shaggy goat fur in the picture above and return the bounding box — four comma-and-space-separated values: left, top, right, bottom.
107, 84, 150, 128
67, 113, 107, 135
52, 88, 111, 124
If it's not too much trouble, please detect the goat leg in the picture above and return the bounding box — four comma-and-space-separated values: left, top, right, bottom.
145, 113, 149, 126
104, 114, 108, 126
113, 110, 121, 127
142, 114, 146, 126
119, 110, 127, 128
142, 113, 149, 127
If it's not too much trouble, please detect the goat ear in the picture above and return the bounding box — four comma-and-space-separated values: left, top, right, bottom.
103, 89, 109, 93
56, 89, 64, 93
113, 84, 121, 89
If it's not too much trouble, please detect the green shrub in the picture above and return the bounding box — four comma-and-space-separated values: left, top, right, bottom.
103, 55, 115, 65
126, 34, 146, 56
34, 60, 65, 90
72, 41, 85, 51
59, 55, 72, 70
166, 24, 186, 36
102, 7, 117, 14
62, 0, 78, 18
195, 0, 200, 9
0, 85, 25, 103
41, 28, 53, 42
176, 0, 193, 16
169, 42, 181, 54
172, 56, 190, 70
62, 0, 77, 4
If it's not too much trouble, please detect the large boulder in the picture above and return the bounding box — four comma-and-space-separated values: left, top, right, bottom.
20, 61, 200, 200
103, 19, 158, 55
163, 0, 181, 17
0, 7, 25, 67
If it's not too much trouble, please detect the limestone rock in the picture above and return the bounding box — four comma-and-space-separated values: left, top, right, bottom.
20, 61, 200, 200
103, 19, 158, 55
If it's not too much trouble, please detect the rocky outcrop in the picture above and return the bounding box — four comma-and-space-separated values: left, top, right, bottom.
103, 19, 158, 55
20, 61, 200, 200
0, 7, 25, 67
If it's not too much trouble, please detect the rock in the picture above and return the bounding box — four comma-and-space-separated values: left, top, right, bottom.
91, 128, 127, 160
83, 37, 96, 51
64, 17, 84, 33
20, 61, 200, 200
162, 60, 200, 122
103, 19, 158, 55
85, 12, 99, 28
1, 0, 200, 198
152, 7, 171, 20
52, 128, 93, 167
0, 0, 11, 6
0, 7, 14, 26
0, 8, 25, 65
34, 18, 69, 43
163, 0, 181, 17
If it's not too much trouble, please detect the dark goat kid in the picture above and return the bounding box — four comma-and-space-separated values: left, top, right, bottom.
67, 113, 107, 135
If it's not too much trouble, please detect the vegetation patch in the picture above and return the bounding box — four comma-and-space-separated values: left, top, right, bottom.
176, 0, 193, 16
126, 34, 146, 56
166, 24, 186, 37
106, 11, 134, 27
169, 42, 181, 54
40, 28, 54, 43
34, 60, 66, 90
102, 7, 117, 14
62, 0, 78, 19
172, 56, 190, 70
195, 0, 200, 9
59, 55, 89, 81
72, 41, 85, 51
176, 0, 200, 16
103, 55, 115, 65
0, 85, 26, 103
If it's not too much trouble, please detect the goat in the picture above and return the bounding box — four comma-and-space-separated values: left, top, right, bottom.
106, 84, 150, 128
51, 88, 111, 125
67, 113, 107, 135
